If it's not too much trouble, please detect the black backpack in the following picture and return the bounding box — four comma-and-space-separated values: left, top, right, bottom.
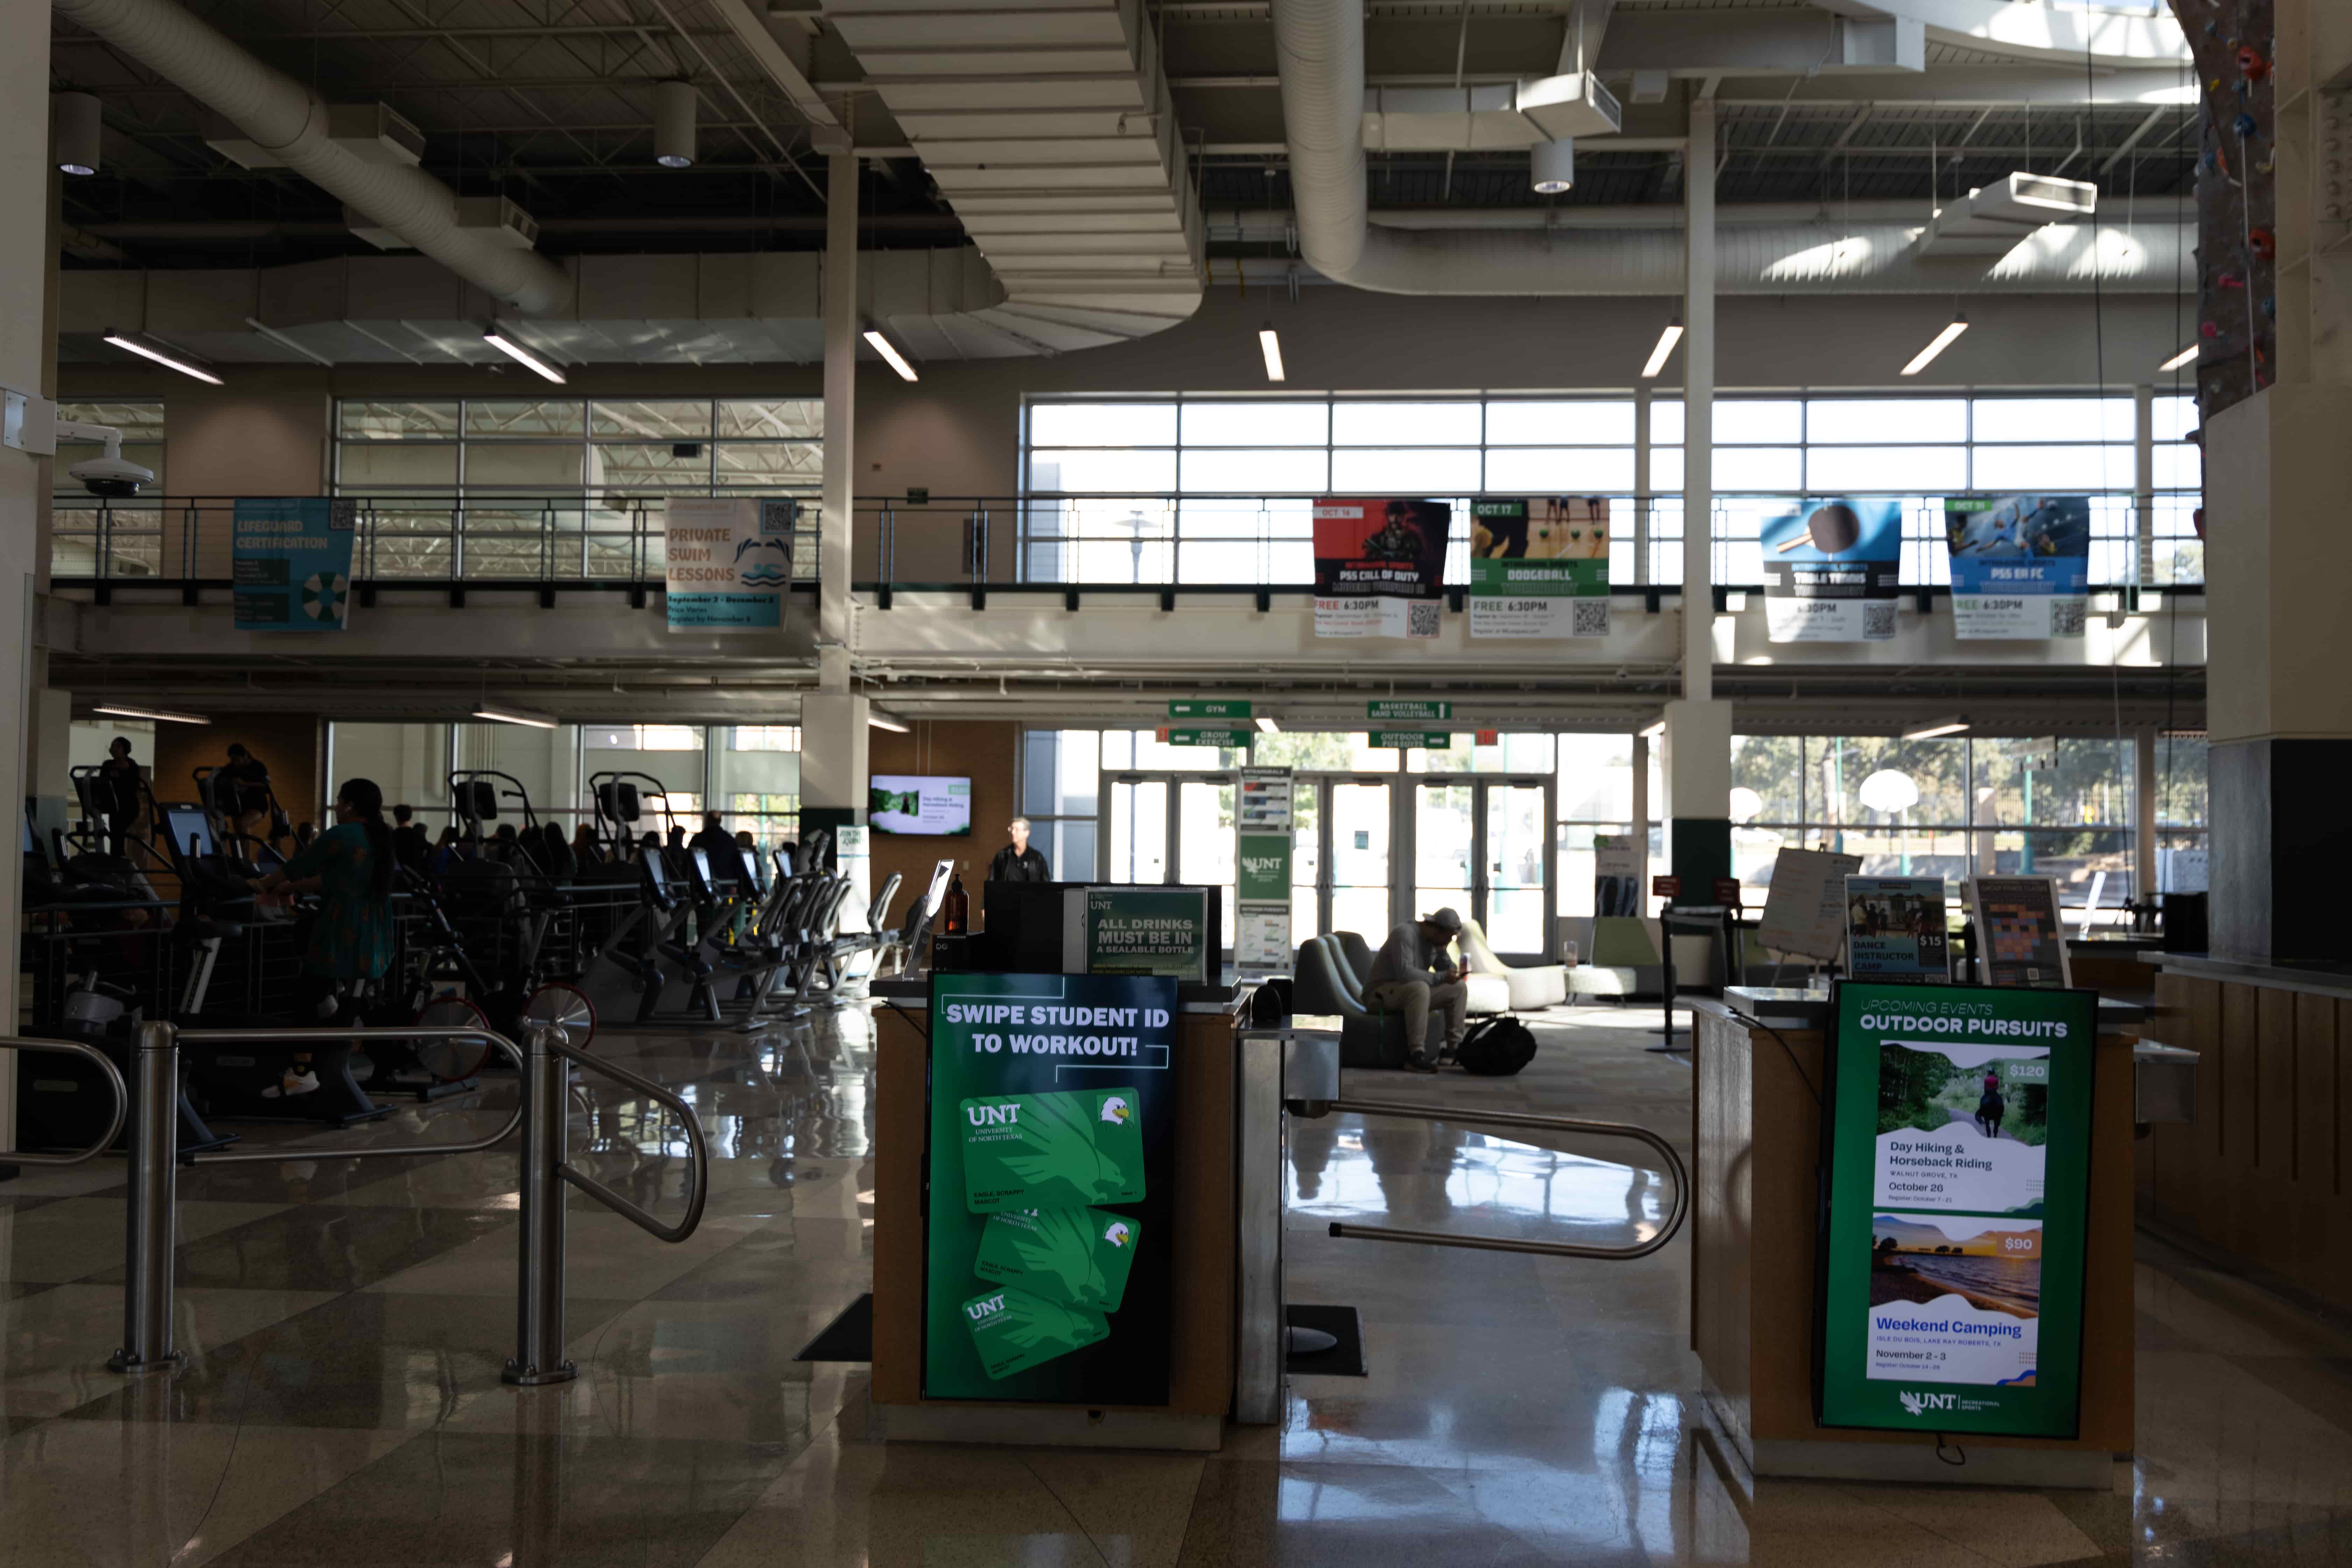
1454, 1015, 1537, 1076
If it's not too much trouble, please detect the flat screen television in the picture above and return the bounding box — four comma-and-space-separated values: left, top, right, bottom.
869, 775, 973, 837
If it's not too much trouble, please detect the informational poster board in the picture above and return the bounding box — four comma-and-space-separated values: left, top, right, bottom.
1967, 877, 2073, 988
665, 495, 797, 631
1069, 887, 1210, 980
232, 498, 357, 631
1844, 876, 1952, 983
1234, 768, 1294, 974
1944, 496, 2091, 640
1816, 980, 2098, 1438
1593, 833, 1643, 918
1312, 498, 1449, 639
1761, 498, 1902, 643
1756, 847, 1864, 961
834, 824, 872, 934
923, 973, 1179, 1403
1466, 497, 1610, 639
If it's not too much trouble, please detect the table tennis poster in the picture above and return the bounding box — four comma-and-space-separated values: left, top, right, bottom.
1761, 498, 1903, 643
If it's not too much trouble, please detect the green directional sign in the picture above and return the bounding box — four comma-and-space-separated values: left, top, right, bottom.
1168, 699, 1252, 719
1368, 699, 1451, 721
1168, 727, 1250, 749
1370, 730, 1454, 750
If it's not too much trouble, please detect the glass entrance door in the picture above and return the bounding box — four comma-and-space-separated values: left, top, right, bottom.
1325, 779, 1394, 939
1105, 777, 1168, 886
1176, 776, 1236, 950
1413, 775, 1555, 957
1101, 772, 1237, 954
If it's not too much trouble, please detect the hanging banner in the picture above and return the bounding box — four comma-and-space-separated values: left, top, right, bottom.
1761, 498, 1903, 643
923, 972, 1179, 1404
1843, 875, 1952, 983
1944, 496, 2091, 640
232, 498, 357, 632
1816, 980, 2098, 1438
1234, 768, 1294, 974
1312, 498, 1449, 639
1592, 833, 1643, 918
665, 496, 798, 631
1468, 497, 1611, 639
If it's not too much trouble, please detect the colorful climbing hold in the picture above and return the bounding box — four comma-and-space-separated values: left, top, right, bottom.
2249, 228, 2276, 261
2200, 320, 2221, 338
2233, 112, 2258, 138
2238, 45, 2269, 79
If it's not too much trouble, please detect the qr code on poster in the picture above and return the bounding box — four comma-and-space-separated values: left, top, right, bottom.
2052, 600, 2085, 635
1572, 598, 1610, 637
1862, 602, 1896, 639
1406, 600, 1441, 638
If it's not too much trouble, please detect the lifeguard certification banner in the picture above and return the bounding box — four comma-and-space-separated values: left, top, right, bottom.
666, 496, 797, 631
1312, 498, 1449, 639
232, 498, 356, 631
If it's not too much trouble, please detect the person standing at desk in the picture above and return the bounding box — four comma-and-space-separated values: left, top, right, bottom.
988, 816, 1051, 882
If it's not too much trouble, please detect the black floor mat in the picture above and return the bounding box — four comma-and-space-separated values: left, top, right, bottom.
1285, 1304, 1367, 1377
793, 1293, 874, 1362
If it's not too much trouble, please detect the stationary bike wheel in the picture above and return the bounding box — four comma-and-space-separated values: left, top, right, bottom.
414, 994, 493, 1082
522, 981, 597, 1047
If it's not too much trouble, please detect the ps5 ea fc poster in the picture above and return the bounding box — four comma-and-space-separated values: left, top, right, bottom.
1761, 498, 1903, 643
1816, 981, 2096, 1438
665, 495, 797, 631
1945, 495, 2092, 640
924, 973, 1178, 1403
1312, 497, 1449, 639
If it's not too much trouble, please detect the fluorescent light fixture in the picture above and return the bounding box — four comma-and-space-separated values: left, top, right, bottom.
862, 326, 918, 382
482, 329, 566, 384
1255, 715, 1279, 734
103, 333, 222, 385
93, 703, 208, 725
1900, 314, 1969, 377
1259, 322, 1285, 382
474, 704, 558, 729
1901, 716, 1970, 740
1638, 720, 1666, 739
869, 711, 911, 733
1640, 318, 1683, 379
2158, 343, 2199, 372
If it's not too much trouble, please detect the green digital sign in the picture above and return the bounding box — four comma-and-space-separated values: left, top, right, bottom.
1367, 699, 1450, 720
1083, 886, 1210, 980
1168, 699, 1251, 719
1369, 729, 1451, 750
1815, 981, 2098, 1438
1167, 727, 1250, 749
923, 973, 1180, 1404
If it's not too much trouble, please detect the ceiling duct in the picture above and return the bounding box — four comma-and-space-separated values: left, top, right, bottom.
53, 0, 573, 315
825, 0, 1205, 352
1917, 172, 2100, 256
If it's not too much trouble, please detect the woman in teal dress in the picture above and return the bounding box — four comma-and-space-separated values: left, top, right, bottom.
247, 777, 396, 1097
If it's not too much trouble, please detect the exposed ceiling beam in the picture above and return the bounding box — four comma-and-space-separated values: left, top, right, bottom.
2099, 104, 2173, 172
701, 0, 840, 128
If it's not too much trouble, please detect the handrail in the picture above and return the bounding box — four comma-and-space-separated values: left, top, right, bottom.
547, 1038, 708, 1244
1320, 1096, 1689, 1262
0, 1037, 129, 1166
172, 1026, 525, 1164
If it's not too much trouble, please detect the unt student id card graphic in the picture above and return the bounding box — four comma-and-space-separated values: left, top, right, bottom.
974, 1207, 1143, 1312
960, 1286, 1111, 1380
958, 1087, 1147, 1213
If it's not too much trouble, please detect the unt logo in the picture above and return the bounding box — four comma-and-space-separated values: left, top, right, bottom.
1898, 1391, 1959, 1416
1241, 856, 1282, 875
965, 1293, 1006, 1320
967, 1104, 1019, 1127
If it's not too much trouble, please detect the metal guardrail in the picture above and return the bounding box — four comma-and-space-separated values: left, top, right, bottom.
0, 1037, 130, 1166
1320, 1096, 1689, 1261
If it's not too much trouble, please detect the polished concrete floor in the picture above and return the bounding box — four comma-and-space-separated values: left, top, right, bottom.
0, 1004, 2346, 1564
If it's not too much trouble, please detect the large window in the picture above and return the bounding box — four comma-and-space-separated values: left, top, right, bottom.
1021, 392, 2197, 589
334, 399, 821, 496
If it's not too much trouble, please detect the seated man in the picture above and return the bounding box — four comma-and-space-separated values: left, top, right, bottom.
1364, 906, 1469, 1073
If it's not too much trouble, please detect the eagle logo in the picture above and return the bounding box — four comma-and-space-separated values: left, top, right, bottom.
1099, 1094, 1132, 1126
1102, 1220, 1133, 1249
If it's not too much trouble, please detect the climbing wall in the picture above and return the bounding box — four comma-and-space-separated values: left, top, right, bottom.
2171, 0, 2277, 421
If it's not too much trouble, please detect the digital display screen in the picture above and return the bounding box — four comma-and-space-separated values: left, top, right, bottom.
869, 775, 973, 837
164, 805, 214, 860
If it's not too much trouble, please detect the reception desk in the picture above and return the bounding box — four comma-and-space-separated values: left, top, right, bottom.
1690, 997, 2139, 1487
866, 979, 1242, 1450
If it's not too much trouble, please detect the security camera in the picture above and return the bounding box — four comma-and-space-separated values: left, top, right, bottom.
58, 421, 154, 498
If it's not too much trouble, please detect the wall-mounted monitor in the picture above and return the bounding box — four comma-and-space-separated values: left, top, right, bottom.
869, 775, 973, 837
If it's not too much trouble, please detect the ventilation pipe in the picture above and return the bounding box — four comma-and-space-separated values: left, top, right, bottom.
52, 0, 573, 314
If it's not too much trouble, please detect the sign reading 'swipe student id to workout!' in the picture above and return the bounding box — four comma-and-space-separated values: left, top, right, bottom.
665, 496, 797, 631
924, 973, 1178, 1405
232, 498, 356, 632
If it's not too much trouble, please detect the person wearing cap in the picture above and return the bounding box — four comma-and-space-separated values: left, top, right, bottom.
1364, 906, 1470, 1072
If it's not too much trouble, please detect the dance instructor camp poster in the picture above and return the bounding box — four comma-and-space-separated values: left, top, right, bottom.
1816, 981, 2097, 1438
1467, 497, 1610, 639
1945, 495, 2091, 640
1312, 498, 1450, 639
1760, 498, 1903, 643
665, 496, 797, 631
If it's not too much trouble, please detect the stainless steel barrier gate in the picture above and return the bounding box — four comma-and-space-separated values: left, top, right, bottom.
0, 1036, 131, 1166
505, 1027, 708, 1386
104, 1021, 705, 1386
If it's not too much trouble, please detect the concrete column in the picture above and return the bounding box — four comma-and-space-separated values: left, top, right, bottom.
1630, 731, 1651, 877
798, 692, 870, 861
819, 152, 858, 693
1661, 699, 1732, 891
2133, 726, 2156, 906
1681, 97, 1716, 701
1633, 386, 1651, 587
28, 687, 70, 800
